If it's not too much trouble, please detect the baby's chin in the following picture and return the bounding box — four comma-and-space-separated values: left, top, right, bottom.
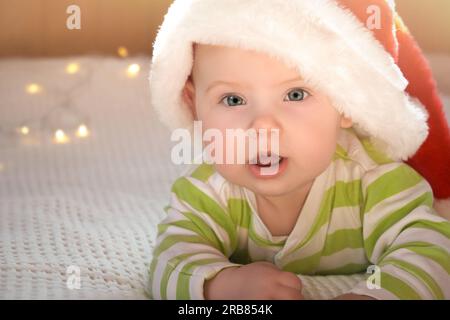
244, 179, 309, 198
214, 163, 308, 197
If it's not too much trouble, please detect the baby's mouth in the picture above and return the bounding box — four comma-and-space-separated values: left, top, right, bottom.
250, 153, 285, 167
247, 153, 288, 178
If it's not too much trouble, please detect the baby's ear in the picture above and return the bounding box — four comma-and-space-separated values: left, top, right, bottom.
340, 115, 353, 128
182, 76, 197, 119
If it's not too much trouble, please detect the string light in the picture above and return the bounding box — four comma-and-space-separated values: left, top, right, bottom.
26, 83, 42, 94
66, 62, 80, 74
0, 162, 4, 172
20, 126, 30, 135
76, 124, 89, 138
54, 129, 70, 144
117, 46, 129, 58
126, 63, 140, 78
2, 51, 140, 146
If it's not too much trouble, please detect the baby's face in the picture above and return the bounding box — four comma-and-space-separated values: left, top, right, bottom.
183, 44, 352, 197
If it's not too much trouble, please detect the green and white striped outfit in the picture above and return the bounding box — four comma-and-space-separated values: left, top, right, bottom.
149, 128, 450, 300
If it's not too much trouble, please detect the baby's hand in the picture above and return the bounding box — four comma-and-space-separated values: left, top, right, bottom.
204, 261, 303, 300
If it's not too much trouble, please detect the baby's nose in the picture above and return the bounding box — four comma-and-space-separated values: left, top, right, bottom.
247, 116, 281, 155
249, 114, 281, 133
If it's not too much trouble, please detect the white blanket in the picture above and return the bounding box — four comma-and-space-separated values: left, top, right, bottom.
0, 56, 448, 299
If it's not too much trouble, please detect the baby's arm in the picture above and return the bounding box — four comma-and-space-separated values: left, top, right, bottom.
149, 174, 303, 300
350, 163, 450, 299
149, 176, 240, 299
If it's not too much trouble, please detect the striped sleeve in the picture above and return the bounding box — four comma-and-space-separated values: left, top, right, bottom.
149, 173, 241, 300
350, 163, 450, 300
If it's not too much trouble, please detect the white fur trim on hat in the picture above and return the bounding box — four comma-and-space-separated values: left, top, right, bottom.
149, 0, 429, 161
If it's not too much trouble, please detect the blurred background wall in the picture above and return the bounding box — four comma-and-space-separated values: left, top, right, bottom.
0, 0, 449, 57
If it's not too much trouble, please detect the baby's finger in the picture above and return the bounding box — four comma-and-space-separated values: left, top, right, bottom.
277, 271, 302, 291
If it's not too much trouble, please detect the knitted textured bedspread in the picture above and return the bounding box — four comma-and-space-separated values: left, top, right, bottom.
0, 56, 448, 299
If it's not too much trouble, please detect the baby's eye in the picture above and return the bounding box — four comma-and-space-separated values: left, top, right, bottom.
284, 88, 309, 102
220, 94, 246, 107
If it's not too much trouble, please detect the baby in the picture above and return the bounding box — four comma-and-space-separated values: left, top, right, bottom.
148, 0, 450, 300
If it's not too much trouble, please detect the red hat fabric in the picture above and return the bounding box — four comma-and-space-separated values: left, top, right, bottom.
337, 0, 450, 216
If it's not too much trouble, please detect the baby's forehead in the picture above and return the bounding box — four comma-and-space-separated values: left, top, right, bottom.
192, 43, 304, 82
193, 43, 274, 59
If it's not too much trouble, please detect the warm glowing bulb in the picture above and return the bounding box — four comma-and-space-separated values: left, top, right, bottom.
117, 46, 129, 58
54, 129, 70, 144
0, 163, 4, 172
26, 83, 42, 94
127, 64, 140, 77
76, 124, 89, 138
66, 62, 80, 74
20, 126, 30, 135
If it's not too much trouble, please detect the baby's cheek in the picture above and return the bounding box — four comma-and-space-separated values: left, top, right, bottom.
308, 140, 336, 168
214, 163, 247, 186
290, 126, 338, 173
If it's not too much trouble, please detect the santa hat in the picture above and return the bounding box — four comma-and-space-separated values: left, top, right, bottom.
149, 0, 450, 218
